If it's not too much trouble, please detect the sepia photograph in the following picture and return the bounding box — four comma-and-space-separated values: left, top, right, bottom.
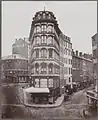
1, 1, 98, 119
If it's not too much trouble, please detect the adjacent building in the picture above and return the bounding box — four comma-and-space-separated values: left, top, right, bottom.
59, 33, 72, 87
86, 33, 98, 115
1, 54, 29, 107
12, 38, 29, 59
72, 50, 93, 86
92, 33, 98, 89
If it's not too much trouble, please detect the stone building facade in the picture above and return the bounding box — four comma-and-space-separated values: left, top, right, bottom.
59, 33, 72, 86
2, 54, 29, 84
1, 54, 29, 106
29, 10, 62, 101
28, 10, 72, 103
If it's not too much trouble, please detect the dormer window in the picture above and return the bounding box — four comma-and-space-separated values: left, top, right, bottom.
43, 13, 46, 19
48, 14, 51, 19
38, 14, 41, 19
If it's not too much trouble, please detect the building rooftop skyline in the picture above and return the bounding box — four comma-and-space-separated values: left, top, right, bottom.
2, 1, 97, 57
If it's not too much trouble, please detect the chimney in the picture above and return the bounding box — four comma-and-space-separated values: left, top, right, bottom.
76, 50, 78, 56
15, 38, 17, 42
79, 52, 82, 57
84, 53, 87, 58
72, 49, 74, 55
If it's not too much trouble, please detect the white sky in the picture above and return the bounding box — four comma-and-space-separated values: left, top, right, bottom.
2, 1, 97, 57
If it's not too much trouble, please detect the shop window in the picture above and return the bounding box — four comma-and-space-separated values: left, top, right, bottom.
40, 79, 47, 88
35, 79, 39, 87
48, 78, 53, 87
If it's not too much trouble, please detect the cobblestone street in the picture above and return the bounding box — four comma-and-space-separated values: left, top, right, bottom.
2, 85, 88, 119
25, 89, 87, 119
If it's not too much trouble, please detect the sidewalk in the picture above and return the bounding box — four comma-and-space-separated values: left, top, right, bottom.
24, 94, 64, 108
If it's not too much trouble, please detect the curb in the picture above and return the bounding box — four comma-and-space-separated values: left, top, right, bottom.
24, 95, 64, 108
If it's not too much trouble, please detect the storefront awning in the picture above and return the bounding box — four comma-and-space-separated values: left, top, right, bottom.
24, 87, 50, 93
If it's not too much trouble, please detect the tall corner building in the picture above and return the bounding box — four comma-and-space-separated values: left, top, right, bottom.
28, 10, 72, 100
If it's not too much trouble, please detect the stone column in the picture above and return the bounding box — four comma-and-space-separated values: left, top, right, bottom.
47, 48, 48, 59
47, 63, 48, 74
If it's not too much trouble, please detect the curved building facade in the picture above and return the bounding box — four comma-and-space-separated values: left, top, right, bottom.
29, 11, 61, 102
2, 54, 29, 84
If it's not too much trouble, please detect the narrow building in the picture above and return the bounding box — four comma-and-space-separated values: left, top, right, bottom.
27, 10, 72, 104
72, 50, 93, 89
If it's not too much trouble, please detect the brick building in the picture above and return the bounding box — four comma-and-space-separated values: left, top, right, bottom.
72, 50, 93, 86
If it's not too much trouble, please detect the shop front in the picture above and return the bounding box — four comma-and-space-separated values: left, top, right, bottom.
24, 87, 51, 104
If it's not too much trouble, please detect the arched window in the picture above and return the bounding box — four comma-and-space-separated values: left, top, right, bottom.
32, 66, 34, 74
49, 49, 53, 58
41, 63, 47, 74
38, 14, 41, 19
35, 36, 40, 45
36, 26, 41, 33
35, 63, 39, 74
41, 48, 47, 58
35, 49, 39, 58
35, 79, 39, 87
47, 25, 52, 33
43, 13, 46, 19
48, 36, 53, 44
41, 25, 46, 32
48, 14, 51, 19
41, 35, 47, 44
48, 63, 53, 74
